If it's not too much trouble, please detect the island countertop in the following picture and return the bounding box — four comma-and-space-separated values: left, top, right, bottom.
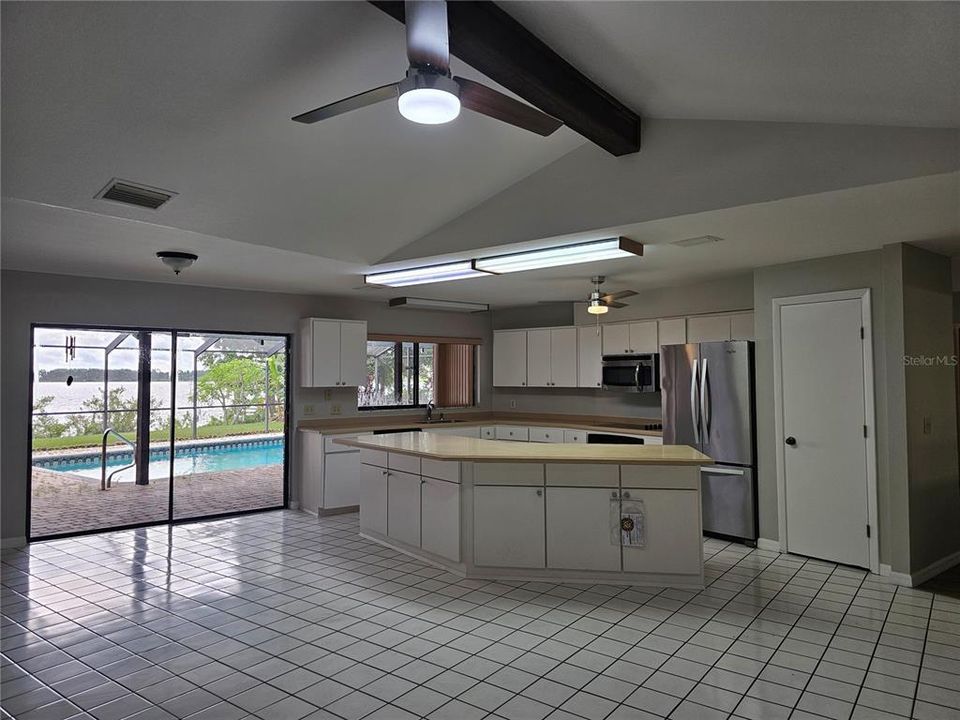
335, 432, 712, 465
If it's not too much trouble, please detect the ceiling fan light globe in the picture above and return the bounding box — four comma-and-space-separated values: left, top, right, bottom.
587, 302, 608, 315
398, 88, 461, 124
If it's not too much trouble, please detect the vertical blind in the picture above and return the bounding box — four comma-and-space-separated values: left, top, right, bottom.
435, 344, 475, 407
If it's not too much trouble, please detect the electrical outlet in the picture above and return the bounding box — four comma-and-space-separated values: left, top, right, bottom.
509, 399, 517, 409
303, 404, 316, 416
330, 403, 342, 416
324, 389, 332, 401
923, 416, 932, 434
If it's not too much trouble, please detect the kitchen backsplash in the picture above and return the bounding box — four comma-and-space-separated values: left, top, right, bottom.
491, 387, 662, 418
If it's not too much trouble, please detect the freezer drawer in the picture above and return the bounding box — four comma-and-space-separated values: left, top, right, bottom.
701, 465, 757, 541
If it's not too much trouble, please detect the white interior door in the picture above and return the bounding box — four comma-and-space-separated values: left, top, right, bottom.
778, 297, 871, 568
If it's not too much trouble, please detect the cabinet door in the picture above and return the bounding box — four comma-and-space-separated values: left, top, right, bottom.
474, 486, 545, 568
323, 451, 361, 509
309, 320, 342, 387
338, 321, 368, 387
657, 318, 687, 347
546, 487, 621, 571
550, 328, 578, 387
629, 322, 659, 354
387, 470, 421, 547
686, 315, 731, 343
730, 312, 754, 340
577, 327, 603, 388
493, 331, 527, 387
602, 323, 631, 356
300, 432, 324, 514
620, 489, 701, 575
526, 329, 552, 387
359, 463, 388, 535
421, 478, 460, 562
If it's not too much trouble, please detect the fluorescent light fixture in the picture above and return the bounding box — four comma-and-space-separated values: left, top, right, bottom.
389, 297, 489, 313
365, 261, 490, 288
671, 234, 724, 248
474, 237, 643, 274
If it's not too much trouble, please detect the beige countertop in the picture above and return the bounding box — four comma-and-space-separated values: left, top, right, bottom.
299, 412, 663, 437
335, 432, 710, 465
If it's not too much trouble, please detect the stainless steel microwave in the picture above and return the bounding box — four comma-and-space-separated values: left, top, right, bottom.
602, 354, 660, 392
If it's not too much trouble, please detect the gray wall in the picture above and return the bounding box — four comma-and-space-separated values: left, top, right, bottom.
900, 245, 960, 572
0, 270, 492, 542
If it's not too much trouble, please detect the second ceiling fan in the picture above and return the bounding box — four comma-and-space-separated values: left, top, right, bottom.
292, 0, 562, 135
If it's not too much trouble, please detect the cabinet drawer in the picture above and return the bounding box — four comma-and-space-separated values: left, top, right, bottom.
495, 425, 529, 441
621, 465, 699, 489
563, 429, 586, 444
389, 452, 421, 475
546, 464, 618, 487
529, 426, 562, 443
480, 426, 496, 440
422, 458, 460, 483
360, 449, 388, 468
474, 463, 543, 486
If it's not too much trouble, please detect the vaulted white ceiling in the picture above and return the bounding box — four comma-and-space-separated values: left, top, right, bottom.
2, 1, 958, 306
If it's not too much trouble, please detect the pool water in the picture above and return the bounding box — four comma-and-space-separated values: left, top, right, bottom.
35, 439, 285, 482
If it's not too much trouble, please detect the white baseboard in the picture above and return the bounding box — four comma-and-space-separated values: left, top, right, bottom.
879, 564, 914, 586
1, 536, 26, 550
757, 538, 781, 552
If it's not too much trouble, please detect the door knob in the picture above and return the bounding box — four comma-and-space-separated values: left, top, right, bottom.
785, 436, 797, 447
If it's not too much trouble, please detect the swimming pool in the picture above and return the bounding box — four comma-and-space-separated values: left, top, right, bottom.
33, 438, 285, 482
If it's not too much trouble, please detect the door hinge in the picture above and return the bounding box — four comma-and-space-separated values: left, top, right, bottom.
866, 524, 871, 538
860, 326, 865, 339
863, 425, 868, 438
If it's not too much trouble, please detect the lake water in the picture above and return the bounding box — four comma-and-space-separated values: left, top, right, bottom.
34, 381, 197, 414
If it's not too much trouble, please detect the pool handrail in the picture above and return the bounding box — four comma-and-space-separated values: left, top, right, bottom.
101, 428, 137, 490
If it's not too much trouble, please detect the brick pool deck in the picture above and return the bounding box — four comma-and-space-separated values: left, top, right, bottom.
30, 464, 284, 537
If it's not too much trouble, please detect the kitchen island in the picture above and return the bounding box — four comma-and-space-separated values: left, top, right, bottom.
335, 432, 712, 588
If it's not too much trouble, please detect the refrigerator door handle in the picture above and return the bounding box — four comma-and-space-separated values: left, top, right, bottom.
690, 358, 700, 444
701, 358, 710, 441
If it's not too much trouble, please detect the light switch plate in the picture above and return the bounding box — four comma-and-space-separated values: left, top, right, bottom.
303, 404, 315, 416
509, 400, 517, 409
330, 403, 342, 416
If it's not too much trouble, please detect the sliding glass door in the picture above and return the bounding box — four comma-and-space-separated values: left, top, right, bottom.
29, 325, 288, 539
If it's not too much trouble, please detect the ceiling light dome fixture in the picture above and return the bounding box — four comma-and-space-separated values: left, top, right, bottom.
157, 251, 198, 275
397, 69, 461, 125
587, 299, 609, 315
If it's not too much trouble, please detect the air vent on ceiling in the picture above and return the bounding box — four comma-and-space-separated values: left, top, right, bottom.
96, 179, 176, 210
671, 235, 724, 248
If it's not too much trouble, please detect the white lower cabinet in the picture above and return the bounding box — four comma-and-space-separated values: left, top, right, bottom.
324, 451, 361, 508
359, 463, 387, 535
546, 487, 621, 572
474, 485, 545, 568
621, 489, 701, 575
421, 478, 461, 561
387, 470, 421, 547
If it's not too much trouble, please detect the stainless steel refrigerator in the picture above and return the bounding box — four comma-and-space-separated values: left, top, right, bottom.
661, 340, 757, 542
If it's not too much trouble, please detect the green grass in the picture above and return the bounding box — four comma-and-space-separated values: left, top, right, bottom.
32, 420, 285, 451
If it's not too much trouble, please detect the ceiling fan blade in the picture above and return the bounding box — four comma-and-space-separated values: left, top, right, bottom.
602, 300, 628, 309
405, 0, 450, 72
454, 77, 562, 136
601, 290, 638, 302
537, 300, 584, 304
292, 83, 399, 124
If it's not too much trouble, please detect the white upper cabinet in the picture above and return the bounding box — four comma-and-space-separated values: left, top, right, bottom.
577, 327, 603, 388
602, 323, 631, 356
657, 318, 687, 348
526, 329, 552, 387
493, 330, 528, 387
300, 318, 368, 387
628, 322, 659, 354
730, 312, 755, 340
602, 321, 658, 355
686, 315, 733, 343
550, 328, 578, 387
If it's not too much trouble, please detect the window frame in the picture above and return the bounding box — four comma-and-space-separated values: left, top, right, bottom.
358, 340, 475, 411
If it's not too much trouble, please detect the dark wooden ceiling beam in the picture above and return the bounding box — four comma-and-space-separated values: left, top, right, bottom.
370, 1, 641, 156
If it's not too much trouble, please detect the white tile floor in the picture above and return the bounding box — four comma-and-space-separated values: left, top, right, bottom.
2, 511, 959, 720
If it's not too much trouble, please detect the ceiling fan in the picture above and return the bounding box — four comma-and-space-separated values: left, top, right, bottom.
292, 1, 563, 135
542, 276, 637, 315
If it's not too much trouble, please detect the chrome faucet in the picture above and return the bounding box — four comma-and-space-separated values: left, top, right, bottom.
425, 402, 435, 422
